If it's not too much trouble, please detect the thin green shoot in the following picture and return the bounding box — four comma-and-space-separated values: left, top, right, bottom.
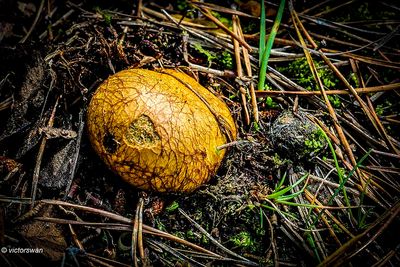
275, 200, 338, 209
308, 149, 372, 229
306, 232, 321, 263
276, 190, 304, 201
258, 0, 286, 90
357, 207, 374, 229
266, 172, 308, 200
357, 180, 371, 228
275, 171, 287, 191
259, 0, 266, 63
327, 150, 371, 207
275, 174, 310, 201
260, 203, 298, 220
356, 153, 375, 228
318, 126, 352, 214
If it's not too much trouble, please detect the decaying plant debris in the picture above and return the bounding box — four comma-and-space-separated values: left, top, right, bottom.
0, 0, 399, 266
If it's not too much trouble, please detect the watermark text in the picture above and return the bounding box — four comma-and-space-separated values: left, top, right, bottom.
1, 247, 43, 254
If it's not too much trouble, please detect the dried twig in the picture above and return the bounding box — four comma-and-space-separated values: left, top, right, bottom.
30, 97, 59, 209
237, 16, 259, 123
20, 0, 45, 43
194, 5, 252, 51
255, 83, 400, 96
232, 15, 250, 125
178, 208, 258, 266
318, 201, 400, 266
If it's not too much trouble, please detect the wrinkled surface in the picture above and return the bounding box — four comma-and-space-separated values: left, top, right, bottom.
87, 69, 236, 192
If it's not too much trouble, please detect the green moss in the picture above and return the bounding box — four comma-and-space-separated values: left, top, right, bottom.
278, 58, 314, 90
186, 229, 196, 240
375, 105, 384, 116
272, 153, 286, 166
332, 224, 343, 233
211, 11, 232, 28
328, 95, 341, 108
278, 58, 339, 91
173, 231, 186, 239
218, 50, 233, 69
177, 0, 189, 11
357, 3, 372, 20
255, 227, 266, 236
278, 58, 340, 106
375, 100, 393, 116
103, 13, 112, 25
304, 138, 324, 152
192, 44, 234, 69
230, 231, 254, 249
192, 43, 216, 67
252, 121, 261, 132
265, 96, 278, 108
243, 20, 258, 33
201, 234, 209, 245
304, 128, 326, 155
165, 201, 179, 213
94, 7, 112, 25
155, 218, 166, 232
349, 73, 359, 88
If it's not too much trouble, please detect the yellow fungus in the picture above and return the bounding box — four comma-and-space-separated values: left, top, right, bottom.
87, 69, 236, 192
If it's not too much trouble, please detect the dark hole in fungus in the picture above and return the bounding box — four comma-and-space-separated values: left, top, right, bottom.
103, 132, 119, 153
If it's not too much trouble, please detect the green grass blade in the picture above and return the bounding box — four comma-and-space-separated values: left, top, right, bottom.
267, 173, 308, 199
306, 233, 321, 263
275, 171, 287, 191
318, 126, 352, 212
259, 0, 266, 64
258, 0, 286, 90
260, 204, 298, 220
307, 149, 371, 233
357, 176, 373, 228
276, 190, 304, 201
319, 149, 371, 227
327, 149, 372, 207
276, 200, 324, 208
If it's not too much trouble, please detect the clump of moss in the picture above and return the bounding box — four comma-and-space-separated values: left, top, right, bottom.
94, 7, 113, 25
218, 50, 233, 69
278, 58, 338, 90
269, 110, 327, 160
304, 129, 326, 155
230, 231, 255, 251
176, 0, 190, 11
192, 43, 233, 69
165, 201, 179, 213
278, 58, 341, 107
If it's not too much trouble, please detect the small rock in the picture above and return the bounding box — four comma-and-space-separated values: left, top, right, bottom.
269, 110, 326, 160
